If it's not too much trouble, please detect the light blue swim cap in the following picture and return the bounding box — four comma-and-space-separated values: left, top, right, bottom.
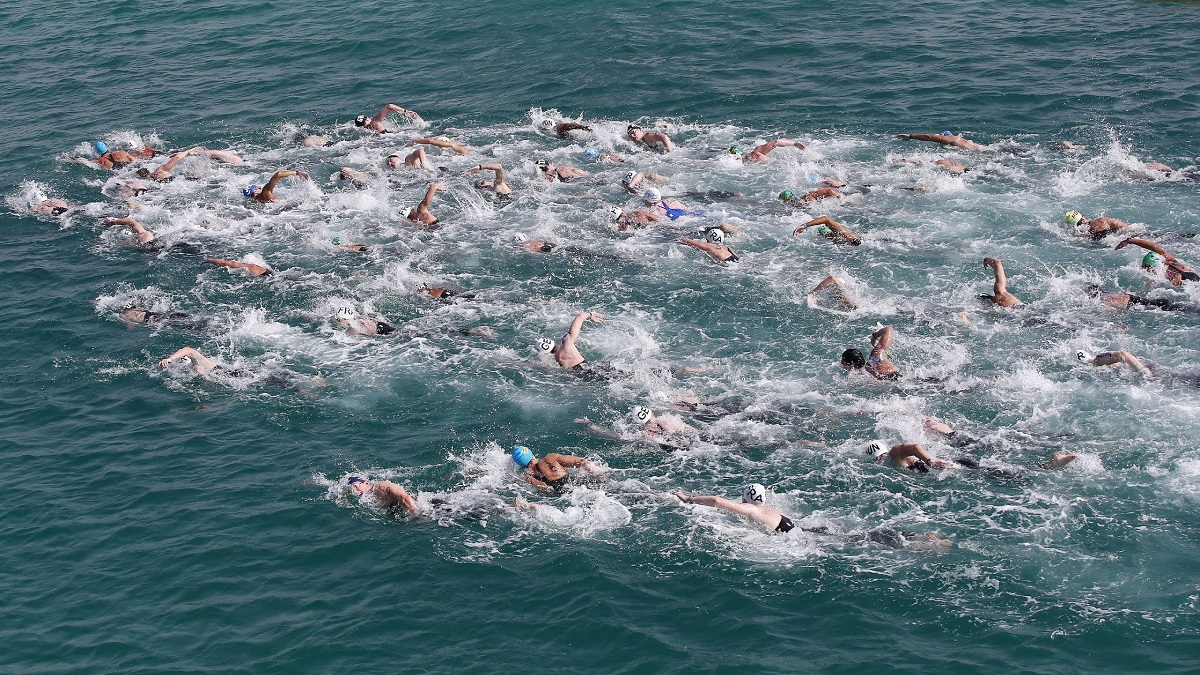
94, 141, 108, 155
584, 148, 601, 159
242, 185, 259, 198
807, 172, 820, 183
941, 131, 953, 136
511, 445, 534, 467
1143, 252, 1163, 266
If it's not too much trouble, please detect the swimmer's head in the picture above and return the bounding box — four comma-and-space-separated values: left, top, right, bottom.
242, 185, 260, 199
386, 154, 402, 168
779, 190, 795, 202
1076, 349, 1092, 362
94, 141, 108, 155
511, 445, 534, 467
331, 237, 341, 245
353, 115, 369, 127
535, 159, 550, 172
630, 405, 652, 425
539, 119, 555, 130
622, 171, 637, 185
1142, 252, 1163, 267
511, 232, 528, 243
347, 475, 369, 494
1065, 210, 1085, 227
841, 348, 866, 370
728, 146, 743, 157
817, 225, 833, 235
335, 306, 356, 322
866, 440, 889, 460
1084, 284, 1101, 297
538, 337, 555, 353
643, 188, 662, 204
706, 228, 725, 244
941, 131, 953, 136
627, 125, 644, 140
402, 206, 417, 220
584, 148, 601, 159
608, 206, 624, 222
742, 483, 766, 504
347, 476, 367, 485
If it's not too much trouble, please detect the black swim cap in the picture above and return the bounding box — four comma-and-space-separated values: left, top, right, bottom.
841, 348, 866, 369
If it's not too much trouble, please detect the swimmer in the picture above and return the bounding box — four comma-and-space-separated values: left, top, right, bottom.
346, 476, 420, 515
807, 274, 858, 310
1064, 210, 1129, 239
115, 180, 150, 199
1075, 349, 1152, 377
136, 148, 194, 182
609, 205, 662, 231
547, 120, 592, 139
671, 484, 797, 533
1115, 237, 1198, 286
865, 440, 955, 473
353, 103, 422, 132
93, 141, 156, 169
642, 188, 688, 219
416, 286, 475, 302
387, 147, 435, 171
981, 257, 1024, 307
679, 227, 739, 263
1038, 452, 1079, 470
331, 237, 366, 252
466, 164, 512, 197
895, 132, 981, 152
206, 257, 274, 277
576, 406, 699, 448
539, 311, 603, 369
334, 308, 395, 336
338, 167, 373, 189
794, 216, 862, 246
408, 137, 469, 155
516, 237, 559, 254
731, 138, 805, 164
1084, 284, 1196, 313
103, 217, 156, 245
1129, 161, 1198, 181
510, 445, 603, 493
402, 182, 446, 229
620, 170, 667, 194
293, 133, 333, 148
841, 325, 900, 380
187, 147, 244, 164
118, 305, 196, 327
158, 346, 219, 375
626, 124, 675, 152
1057, 141, 1087, 151
31, 197, 71, 215
534, 159, 589, 182
779, 187, 844, 205
243, 170, 310, 204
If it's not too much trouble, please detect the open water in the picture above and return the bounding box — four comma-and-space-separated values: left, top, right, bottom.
2, 1, 1199, 672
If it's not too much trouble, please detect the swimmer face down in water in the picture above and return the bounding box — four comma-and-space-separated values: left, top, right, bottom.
672, 483, 797, 533
347, 476, 420, 515
538, 311, 603, 369
981, 257, 1024, 307
510, 445, 603, 493
841, 325, 899, 380
243, 170, 310, 204
627, 124, 675, 152
352, 103, 422, 133
1115, 237, 1198, 286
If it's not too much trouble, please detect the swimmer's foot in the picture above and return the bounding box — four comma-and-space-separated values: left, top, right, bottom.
1039, 452, 1078, 470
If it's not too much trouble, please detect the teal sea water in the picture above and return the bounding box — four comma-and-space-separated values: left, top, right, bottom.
2, 1, 1200, 672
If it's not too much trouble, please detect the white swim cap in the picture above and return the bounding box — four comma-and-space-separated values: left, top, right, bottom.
1076, 350, 1092, 362
539, 120, 555, 130
608, 206, 623, 221
643, 188, 662, 203
742, 483, 766, 504
511, 232, 528, 242
706, 228, 725, 244
402, 206, 416, 219
335, 306, 355, 320
630, 406, 652, 424
622, 171, 637, 185
866, 440, 889, 459
538, 337, 555, 352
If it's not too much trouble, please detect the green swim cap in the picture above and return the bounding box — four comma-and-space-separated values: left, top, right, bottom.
779, 190, 794, 201
1143, 252, 1163, 266
729, 146, 743, 156
817, 225, 833, 235
1065, 211, 1084, 226
332, 236, 341, 244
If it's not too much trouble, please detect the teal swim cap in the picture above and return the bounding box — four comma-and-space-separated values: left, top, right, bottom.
729, 146, 743, 156
779, 190, 795, 201
584, 148, 601, 159
817, 225, 833, 235
94, 141, 108, 155
511, 446, 534, 467
331, 237, 341, 245
1143, 252, 1163, 266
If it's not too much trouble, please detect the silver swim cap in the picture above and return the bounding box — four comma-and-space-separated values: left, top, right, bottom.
742, 483, 766, 504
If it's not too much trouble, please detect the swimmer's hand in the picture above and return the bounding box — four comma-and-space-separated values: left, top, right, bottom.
466, 165, 481, 176
297, 171, 310, 180
895, 134, 911, 141
588, 312, 603, 323
792, 225, 808, 236
929, 459, 955, 470
1115, 238, 1132, 250
671, 490, 692, 504
158, 358, 172, 368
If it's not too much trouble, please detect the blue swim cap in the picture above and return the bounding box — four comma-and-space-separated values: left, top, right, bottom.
242, 185, 259, 198
511, 445, 534, 467
94, 141, 108, 155
584, 148, 601, 159
347, 476, 366, 485
941, 131, 953, 136
807, 172, 820, 183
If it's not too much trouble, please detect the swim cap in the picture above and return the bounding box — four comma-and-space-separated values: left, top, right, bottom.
729, 146, 743, 156
779, 190, 795, 202
538, 337, 555, 352
511, 445, 534, 467
535, 159, 549, 171
539, 119, 555, 130
627, 124, 642, 131
941, 131, 953, 136
631, 406, 652, 424
335, 306, 355, 321
608, 206, 623, 221
817, 225, 833, 235
354, 115, 369, 127
584, 148, 601, 159
94, 141, 108, 155
742, 483, 766, 504
1142, 252, 1163, 266
511, 232, 528, 242
403, 206, 417, 219
1076, 350, 1091, 362
622, 171, 637, 185
347, 476, 366, 485
866, 440, 888, 459
706, 228, 725, 244
242, 185, 259, 198
1065, 210, 1084, 226
807, 173, 820, 183
331, 237, 341, 245
643, 188, 662, 203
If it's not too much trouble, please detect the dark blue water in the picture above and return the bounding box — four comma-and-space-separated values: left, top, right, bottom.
2, 1, 1199, 672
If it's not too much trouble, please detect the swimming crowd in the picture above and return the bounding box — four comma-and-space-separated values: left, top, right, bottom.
30, 103, 1199, 549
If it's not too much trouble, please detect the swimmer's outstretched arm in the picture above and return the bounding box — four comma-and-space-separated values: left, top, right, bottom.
419, 182, 445, 211
1092, 350, 1152, 376
157, 148, 193, 172
563, 311, 602, 346
678, 237, 719, 255
795, 215, 837, 235
410, 138, 468, 154
574, 417, 623, 441
158, 347, 216, 373
545, 452, 602, 475
377, 103, 421, 124
1039, 452, 1078, 470
555, 122, 591, 138
1116, 237, 1174, 261
672, 491, 751, 516
104, 217, 155, 243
